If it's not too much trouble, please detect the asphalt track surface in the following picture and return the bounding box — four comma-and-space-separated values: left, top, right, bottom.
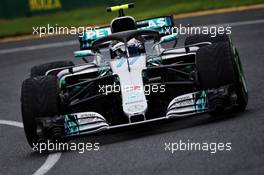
0, 9, 264, 175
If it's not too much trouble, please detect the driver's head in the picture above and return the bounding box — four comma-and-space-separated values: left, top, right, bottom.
127, 38, 145, 57
111, 39, 145, 59
111, 42, 126, 59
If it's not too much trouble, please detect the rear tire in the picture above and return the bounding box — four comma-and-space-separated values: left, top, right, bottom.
31, 61, 74, 77
21, 76, 60, 147
185, 34, 229, 46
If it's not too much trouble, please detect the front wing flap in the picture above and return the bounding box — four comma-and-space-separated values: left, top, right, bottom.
64, 112, 109, 136
166, 91, 208, 118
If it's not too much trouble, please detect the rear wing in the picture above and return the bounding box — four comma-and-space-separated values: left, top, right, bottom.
79, 16, 174, 50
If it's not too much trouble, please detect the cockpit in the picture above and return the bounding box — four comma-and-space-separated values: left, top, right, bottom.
92, 30, 160, 60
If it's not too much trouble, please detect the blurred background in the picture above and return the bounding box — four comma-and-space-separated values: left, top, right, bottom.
0, 0, 264, 38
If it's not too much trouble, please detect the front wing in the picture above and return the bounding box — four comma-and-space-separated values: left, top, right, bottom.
63, 85, 236, 137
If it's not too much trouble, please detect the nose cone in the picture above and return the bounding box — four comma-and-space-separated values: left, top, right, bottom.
124, 99, 148, 117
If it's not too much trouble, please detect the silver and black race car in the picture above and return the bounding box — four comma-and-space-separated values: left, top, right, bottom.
21, 3, 248, 147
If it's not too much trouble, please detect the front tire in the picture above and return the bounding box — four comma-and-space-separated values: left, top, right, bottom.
21, 76, 60, 147
195, 41, 248, 113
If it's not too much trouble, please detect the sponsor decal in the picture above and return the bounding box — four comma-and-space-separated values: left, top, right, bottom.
127, 104, 144, 112
116, 59, 126, 68
137, 17, 172, 29
83, 27, 111, 41
128, 92, 140, 100
29, 0, 62, 11
81, 16, 173, 42
116, 57, 139, 68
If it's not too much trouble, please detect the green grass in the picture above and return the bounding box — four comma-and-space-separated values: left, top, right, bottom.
0, 0, 264, 38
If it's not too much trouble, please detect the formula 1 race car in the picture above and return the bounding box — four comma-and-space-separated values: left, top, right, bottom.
21, 3, 248, 147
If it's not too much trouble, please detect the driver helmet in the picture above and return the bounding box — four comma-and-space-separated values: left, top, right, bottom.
111, 39, 145, 59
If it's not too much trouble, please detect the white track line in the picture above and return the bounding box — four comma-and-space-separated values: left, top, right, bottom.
0, 18, 264, 55
223, 18, 264, 27
33, 153, 62, 175
209, 18, 264, 27
0, 120, 23, 128
0, 119, 62, 175
0, 40, 77, 55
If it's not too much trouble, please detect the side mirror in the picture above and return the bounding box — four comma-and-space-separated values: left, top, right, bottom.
160, 34, 178, 44
74, 50, 96, 58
